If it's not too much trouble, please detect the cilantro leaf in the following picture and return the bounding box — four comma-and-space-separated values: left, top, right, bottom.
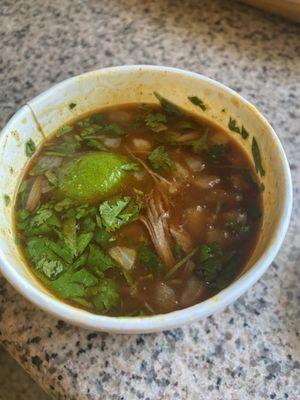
93, 279, 119, 311
45, 142, 80, 157
174, 243, 183, 256
77, 232, 93, 256
228, 118, 249, 140
226, 220, 250, 237
241, 126, 249, 139
25, 205, 60, 235
56, 124, 73, 137
145, 113, 167, 132
195, 242, 241, 290
3, 194, 10, 206
188, 96, 206, 111
99, 196, 141, 232
87, 244, 114, 271
18, 181, 29, 207
36, 258, 64, 280
50, 269, 98, 298
94, 229, 114, 247
89, 113, 107, 125
204, 144, 228, 164
62, 216, 77, 257
105, 124, 125, 136
121, 162, 140, 172
190, 129, 208, 152
252, 137, 265, 177
26, 237, 67, 280
154, 92, 182, 116
54, 198, 73, 212
148, 146, 176, 170
69, 102, 77, 110
228, 117, 240, 134
138, 244, 162, 271
45, 170, 58, 187
74, 204, 97, 220
25, 139, 36, 157
85, 138, 105, 150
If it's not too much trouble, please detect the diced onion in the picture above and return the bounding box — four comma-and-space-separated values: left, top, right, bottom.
154, 282, 177, 312
180, 276, 205, 306
103, 137, 121, 148
132, 138, 152, 152
108, 246, 136, 270
193, 175, 220, 189
185, 156, 205, 172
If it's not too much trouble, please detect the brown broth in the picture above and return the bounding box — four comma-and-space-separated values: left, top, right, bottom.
15, 103, 262, 316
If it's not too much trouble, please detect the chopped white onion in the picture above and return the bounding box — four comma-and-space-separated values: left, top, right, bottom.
132, 138, 152, 152
185, 156, 205, 172
103, 137, 121, 149
193, 175, 221, 189
108, 246, 136, 270
133, 170, 146, 181
154, 282, 177, 313
180, 276, 205, 306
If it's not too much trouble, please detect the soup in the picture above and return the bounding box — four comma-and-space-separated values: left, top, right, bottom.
15, 95, 263, 316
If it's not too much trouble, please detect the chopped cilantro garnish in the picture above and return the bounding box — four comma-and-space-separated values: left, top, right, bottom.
190, 129, 208, 152
85, 138, 105, 150
54, 198, 73, 212
195, 242, 241, 290
56, 124, 73, 137
89, 113, 107, 125
228, 117, 240, 134
205, 144, 228, 164
26, 236, 67, 280
50, 269, 98, 299
3, 194, 10, 206
121, 162, 140, 172
25, 139, 36, 157
105, 124, 125, 136
148, 146, 176, 170
154, 92, 182, 117
22, 205, 61, 235
69, 102, 77, 110
252, 137, 265, 177
93, 279, 119, 311
228, 118, 249, 140
241, 126, 249, 139
226, 220, 250, 237
174, 243, 183, 256
45, 142, 80, 156
45, 170, 58, 187
188, 96, 206, 111
99, 196, 141, 232
145, 113, 167, 132
138, 244, 162, 271
94, 229, 114, 247
87, 244, 114, 272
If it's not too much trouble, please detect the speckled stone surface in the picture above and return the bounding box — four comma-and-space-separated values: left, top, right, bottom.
0, 0, 299, 399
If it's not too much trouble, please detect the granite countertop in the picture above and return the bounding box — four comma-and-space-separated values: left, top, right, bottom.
1, 0, 299, 399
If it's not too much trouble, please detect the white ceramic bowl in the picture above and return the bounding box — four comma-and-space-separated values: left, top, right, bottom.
0, 66, 292, 333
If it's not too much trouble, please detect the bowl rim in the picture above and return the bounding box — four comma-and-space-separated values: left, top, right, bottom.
0, 65, 293, 333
